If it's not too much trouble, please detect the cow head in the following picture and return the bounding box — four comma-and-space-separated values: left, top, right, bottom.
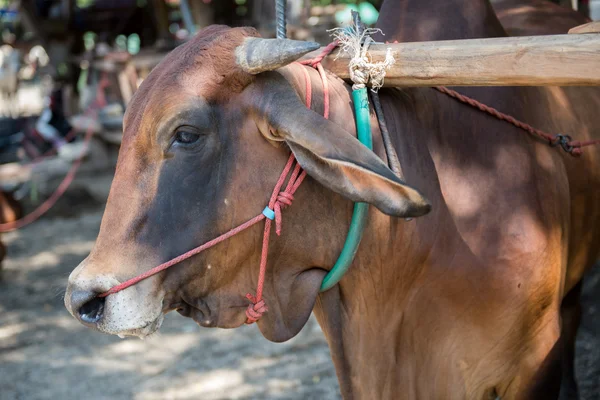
65, 26, 430, 342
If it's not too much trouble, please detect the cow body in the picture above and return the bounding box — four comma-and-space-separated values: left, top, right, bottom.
491, 4, 595, 397
318, 89, 600, 398
65, 1, 600, 399
315, 2, 600, 398
310, 48, 600, 400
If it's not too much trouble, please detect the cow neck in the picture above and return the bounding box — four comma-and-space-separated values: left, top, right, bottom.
375, 0, 506, 42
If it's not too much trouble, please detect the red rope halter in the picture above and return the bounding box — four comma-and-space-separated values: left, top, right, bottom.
99, 46, 335, 325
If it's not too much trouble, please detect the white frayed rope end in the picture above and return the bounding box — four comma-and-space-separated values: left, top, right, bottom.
328, 25, 396, 91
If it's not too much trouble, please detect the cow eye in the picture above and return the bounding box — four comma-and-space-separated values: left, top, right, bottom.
174, 130, 201, 145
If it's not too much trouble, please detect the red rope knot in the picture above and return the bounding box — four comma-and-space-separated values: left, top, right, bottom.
551, 134, 582, 157
274, 191, 294, 235
245, 293, 268, 324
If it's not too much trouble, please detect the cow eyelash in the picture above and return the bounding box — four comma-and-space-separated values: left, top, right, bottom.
169, 125, 206, 149
174, 130, 201, 145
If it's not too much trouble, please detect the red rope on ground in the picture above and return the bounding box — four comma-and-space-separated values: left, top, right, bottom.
435, 86, 600, 157
0, 78, 109, 233
99, 45, 337, 325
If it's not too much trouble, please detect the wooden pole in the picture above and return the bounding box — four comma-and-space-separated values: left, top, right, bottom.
303, 31, 600, 87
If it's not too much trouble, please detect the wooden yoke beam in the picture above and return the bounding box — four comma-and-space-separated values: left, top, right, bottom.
302, 28, 600, 87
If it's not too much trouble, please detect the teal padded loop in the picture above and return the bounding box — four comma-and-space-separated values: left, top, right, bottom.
262, 207, 275, 220
320, 87, 372, 292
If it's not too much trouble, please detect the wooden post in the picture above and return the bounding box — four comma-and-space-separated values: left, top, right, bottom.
303, 32, 600, 87
189, 0, 214, 29
152, 0, 170, 43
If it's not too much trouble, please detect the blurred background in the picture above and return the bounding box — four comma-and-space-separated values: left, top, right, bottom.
0, 0, 598, 399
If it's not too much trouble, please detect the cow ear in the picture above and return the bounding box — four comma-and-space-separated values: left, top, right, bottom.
252, 75, 431, 219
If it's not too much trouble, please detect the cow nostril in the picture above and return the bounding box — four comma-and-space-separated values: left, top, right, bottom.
78, 296, 105, 324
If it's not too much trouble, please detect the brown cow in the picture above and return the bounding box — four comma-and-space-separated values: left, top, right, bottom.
65, 0, 600, 398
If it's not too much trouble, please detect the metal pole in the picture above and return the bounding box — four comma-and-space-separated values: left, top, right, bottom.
180, 0, 197, 36
276, 0, 287, 39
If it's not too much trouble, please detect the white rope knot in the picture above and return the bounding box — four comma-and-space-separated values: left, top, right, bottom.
329, 25, 395, 91
349, 61, 369, 90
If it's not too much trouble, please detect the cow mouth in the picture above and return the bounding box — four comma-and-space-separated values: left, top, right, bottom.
173, 300, 216, 327
116, 314, 165, 339
164, 293, 249, 329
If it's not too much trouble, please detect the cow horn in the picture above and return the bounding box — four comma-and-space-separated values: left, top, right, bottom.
236, 37, 321, 74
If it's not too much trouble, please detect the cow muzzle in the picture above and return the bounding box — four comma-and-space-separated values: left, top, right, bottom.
65, 260, 165, 338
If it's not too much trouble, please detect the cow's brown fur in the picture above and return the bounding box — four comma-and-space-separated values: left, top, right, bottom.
491, 2, 594, 399
65, 1, 600, 399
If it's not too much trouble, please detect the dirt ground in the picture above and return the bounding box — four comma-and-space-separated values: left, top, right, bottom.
0, 170, 599, 400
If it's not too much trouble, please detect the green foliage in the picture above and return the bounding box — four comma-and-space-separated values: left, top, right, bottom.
76, 0, 95, 9
57, 62, 68, 76
128, 33, 140, 54
115, 34, 127, 51
83, 31, 97, 51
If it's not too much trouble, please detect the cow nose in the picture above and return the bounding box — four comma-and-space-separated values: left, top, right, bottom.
70, 290, 106, 325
